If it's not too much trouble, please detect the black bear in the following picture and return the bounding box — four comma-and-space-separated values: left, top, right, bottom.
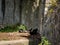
28, 28, 41, 43
28, 28, 38, 35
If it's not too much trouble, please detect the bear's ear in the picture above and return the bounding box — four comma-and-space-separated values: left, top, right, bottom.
33, 28, 38, 31
28, 28, 32, 31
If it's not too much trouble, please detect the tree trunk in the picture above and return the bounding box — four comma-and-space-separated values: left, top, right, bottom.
3, 0, 14, 25
0, 0, 3, 25
21, 0, 33, 28
14, 0, 21, 24
39, 0, 46, 35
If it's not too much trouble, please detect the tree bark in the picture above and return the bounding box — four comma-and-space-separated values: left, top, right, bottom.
3, 0, 14, 25
39, 0, 46, 35
0, 0, 3, 25
14, 0, 21, 24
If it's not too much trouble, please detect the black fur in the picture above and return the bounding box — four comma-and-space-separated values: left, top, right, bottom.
29, 28, 38, 35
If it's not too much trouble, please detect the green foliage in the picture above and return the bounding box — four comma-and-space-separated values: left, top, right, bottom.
0, 24, 27, 32
49, 9, 53, 13
0, 25, 18, 32
50, 0, 57, 6
47, 8, 53, 17
39, 37, 51, 45
17, 24, 27, 31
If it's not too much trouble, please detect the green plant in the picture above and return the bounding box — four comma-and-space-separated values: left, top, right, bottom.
0, 25, 19, 32
39, 37, 51, 45
17, 24, 27, 31
0, 24, 27, 32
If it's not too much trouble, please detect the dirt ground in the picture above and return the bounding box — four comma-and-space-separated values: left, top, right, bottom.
0, 32, 30, 41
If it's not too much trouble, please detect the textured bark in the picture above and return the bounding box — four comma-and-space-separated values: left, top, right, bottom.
39, 0, 46, 34
21, 0, 40, 29
42, 0, 60, 45
21, 0, 32, 28
3, 0, 14, 25
14, 0, 21, 24
32, 0, 40, 29
2, 0, 5, 25
0, 0, 3, 25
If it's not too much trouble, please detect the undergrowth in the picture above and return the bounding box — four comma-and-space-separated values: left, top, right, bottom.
0, 24, 27, 32
39, 37, 51, 45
